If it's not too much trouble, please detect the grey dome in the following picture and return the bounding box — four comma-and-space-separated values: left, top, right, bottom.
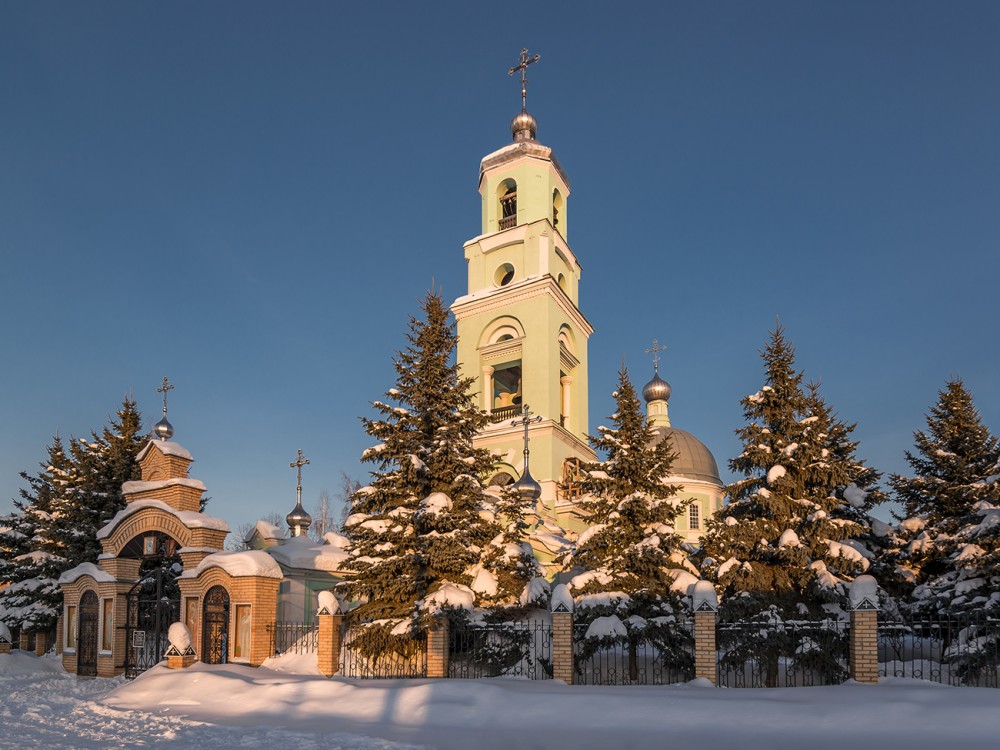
642, 372, 672, 403
653, 427, 722, 485
286, 502, 312, 533
153, 415, 174, 441
513, 465, 542, 502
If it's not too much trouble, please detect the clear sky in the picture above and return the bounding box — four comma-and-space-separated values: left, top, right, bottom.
2, 2, 998, 531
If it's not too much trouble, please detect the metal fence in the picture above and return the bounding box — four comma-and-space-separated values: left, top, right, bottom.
573, 619, 695, 685
339, 626, 428, 678
268, 622, 319, 656
716, 618, 850, 688
878, 611, 1000, 688
449, 619, 553, 679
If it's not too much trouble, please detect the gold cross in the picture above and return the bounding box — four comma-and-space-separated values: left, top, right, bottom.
508, 48, 541, 113
156, 376, 174, 414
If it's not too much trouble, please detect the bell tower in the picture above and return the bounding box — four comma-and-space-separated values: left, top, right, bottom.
452, 50, 595, 509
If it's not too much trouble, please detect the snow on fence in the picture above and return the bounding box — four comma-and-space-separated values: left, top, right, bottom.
572, 618, 695, 686
716, 618, 850, 688
878, 611, 1000, 688
267, 622, 319, 656
449, 619, 554, 679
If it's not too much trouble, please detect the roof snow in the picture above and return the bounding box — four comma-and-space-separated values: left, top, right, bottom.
97, 500, 229, 539
58, 562, 116, 585
245, 520, 286, 544
323, 531, 351, 549
180, 550, 282, 580
123, 477, 207, 494
266, 536, 349, 572
136, 440, 193, 462
551, 583, 574, 613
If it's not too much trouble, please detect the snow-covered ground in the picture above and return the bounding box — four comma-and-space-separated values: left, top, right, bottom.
2, 650, 999, 750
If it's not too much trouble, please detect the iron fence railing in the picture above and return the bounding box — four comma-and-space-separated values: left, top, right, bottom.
268, 622, 319, 656
716, 618, 850, 688
339, 626, 428, 678
573, 618, 695, 685
449, 619, 553, 679
878, 611, 1000, 688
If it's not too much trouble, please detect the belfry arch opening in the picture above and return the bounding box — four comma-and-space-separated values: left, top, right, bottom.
552, 188, 564, 233
498, 179, 517, 230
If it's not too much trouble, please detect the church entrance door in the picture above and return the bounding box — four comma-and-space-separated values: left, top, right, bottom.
202, 586, 230, 664
77, 590, 99, 676
124, 566, 181, 678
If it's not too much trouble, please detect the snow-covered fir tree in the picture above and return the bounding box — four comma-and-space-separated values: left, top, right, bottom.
697, 327, 888, 684
57, 398, 145, 565
0, 399, 145, 634
889, 378, 1000, 615
342, 291, 528, 656
567, 365, 693, 681
0, 436, 74, 632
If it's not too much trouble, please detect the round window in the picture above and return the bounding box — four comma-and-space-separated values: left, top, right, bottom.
494, 263, 515, 287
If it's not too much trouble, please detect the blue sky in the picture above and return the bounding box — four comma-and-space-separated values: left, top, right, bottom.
2, 2, 998, 530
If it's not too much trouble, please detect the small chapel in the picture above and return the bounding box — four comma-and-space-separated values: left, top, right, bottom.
53, 50, 724, 677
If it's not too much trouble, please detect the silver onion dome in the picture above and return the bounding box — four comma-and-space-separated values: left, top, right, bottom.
642, 372, 672, 404
513, 466, 542, 502
286, 501, 312, 536
153, 415, 174, 441
510, 111, 538, 142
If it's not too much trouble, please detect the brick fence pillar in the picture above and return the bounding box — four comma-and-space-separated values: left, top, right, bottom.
691, 580, 719, 686
426, 617, 449, 678
849, 575, 880, 685
19, 630, 31, 651
317, 613, 344, 677
551, 583, 575, 685
34, 631, 49, 656
0, 627, 11, 656
693, 610, 717, 685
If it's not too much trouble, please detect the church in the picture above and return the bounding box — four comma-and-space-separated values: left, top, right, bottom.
52, 51, 723, 677
451, 51, 724, 574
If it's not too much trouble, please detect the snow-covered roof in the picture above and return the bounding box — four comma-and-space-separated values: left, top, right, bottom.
180, 550, 282, 580
58, 562, 116, 585
245, 520, 286, 544
323, 531, 350, 549
266, 536, 349, 573
122, 477, 207, 494
136, 440, 193, 462
97, 499, 229, 540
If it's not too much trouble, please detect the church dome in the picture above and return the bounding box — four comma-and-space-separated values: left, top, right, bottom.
510, 111, 538, 142
286, 502, 312, 536
642, 372, 672, 403
653, 427, 722, 486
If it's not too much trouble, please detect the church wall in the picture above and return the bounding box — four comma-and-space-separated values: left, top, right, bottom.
480, 156, 568, 237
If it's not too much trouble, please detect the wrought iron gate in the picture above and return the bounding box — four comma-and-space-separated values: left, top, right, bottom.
124, 567, 180, 678
77, 590, 99, 677
202, 585, 230, 664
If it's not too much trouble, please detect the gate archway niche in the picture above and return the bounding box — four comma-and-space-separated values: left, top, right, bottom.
202, 585, 230, 664
77, 590, 99, 677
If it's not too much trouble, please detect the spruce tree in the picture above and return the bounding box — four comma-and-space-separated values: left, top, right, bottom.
568, 365, 693, 682
889, 379, 1000, 615
0, 398, 145, 635
342, 290, 504, 657
699, 327, 885, 684
0, 436, 74, 632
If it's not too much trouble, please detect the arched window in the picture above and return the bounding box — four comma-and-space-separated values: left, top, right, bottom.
498, 179, 517, 230
552, 188, 564, 232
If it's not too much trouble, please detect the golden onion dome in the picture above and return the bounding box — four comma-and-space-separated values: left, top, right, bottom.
510, 110, 538, 142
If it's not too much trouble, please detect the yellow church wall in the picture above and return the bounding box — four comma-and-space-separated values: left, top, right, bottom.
479, 153, 569, 239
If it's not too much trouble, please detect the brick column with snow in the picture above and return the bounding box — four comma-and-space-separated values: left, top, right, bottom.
0, 622, 11, 655
849, 575, 880, 685
316, 591, 343, 678
164, 622, 197, 669
551, 583, 574, 685
691, 580, 718, 686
